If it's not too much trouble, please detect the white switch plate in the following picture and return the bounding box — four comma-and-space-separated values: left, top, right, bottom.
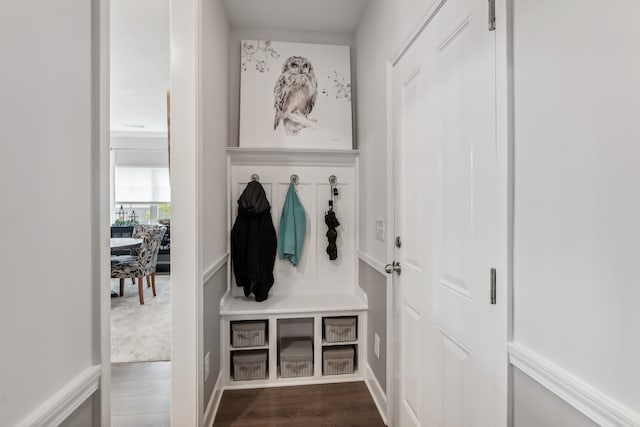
375, 219, 385, 241
374, 333, 381, 359
204, 351, 210, 381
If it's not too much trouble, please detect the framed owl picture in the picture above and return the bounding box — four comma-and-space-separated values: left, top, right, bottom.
239, 40, 353, 150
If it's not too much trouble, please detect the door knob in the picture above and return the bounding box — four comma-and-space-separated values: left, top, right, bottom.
385, 261, 401, 275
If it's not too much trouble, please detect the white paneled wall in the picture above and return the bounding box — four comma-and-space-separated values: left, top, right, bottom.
229, 161, 356, 297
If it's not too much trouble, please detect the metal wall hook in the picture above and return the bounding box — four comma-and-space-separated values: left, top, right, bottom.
250, 174, 260, 182
290, 174, 299, 185
328, 175, 339, 210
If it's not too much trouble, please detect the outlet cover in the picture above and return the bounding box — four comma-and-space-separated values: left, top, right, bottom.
204, 352, 210, 381
375, 219, 385, 241
374, 333, 381, 359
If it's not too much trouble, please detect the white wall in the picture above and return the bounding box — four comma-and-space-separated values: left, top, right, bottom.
202, 0, 230, 269
227, 27, 354, 147
0, 0, 100, 425
355, 0, 434, 263
513, 0, 640, 419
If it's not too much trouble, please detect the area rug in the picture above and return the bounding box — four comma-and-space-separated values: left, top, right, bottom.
111, 274, 171, 363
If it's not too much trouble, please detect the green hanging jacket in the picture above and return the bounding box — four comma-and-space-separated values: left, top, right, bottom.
278, 183, 306, 266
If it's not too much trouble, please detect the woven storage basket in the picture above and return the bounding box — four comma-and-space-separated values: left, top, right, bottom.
233, 350, 267, 381
232, 321, 266, 348
324, 317, 356, 343
280, 338, 313, 378
323, 346, 355, 375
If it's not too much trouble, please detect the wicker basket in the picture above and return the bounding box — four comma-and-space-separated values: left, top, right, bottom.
232, 321, 266, 348
323, 346, 355, 375
233, 350, 267, 381
280, 338, 313, 378
324, 317, 357, 343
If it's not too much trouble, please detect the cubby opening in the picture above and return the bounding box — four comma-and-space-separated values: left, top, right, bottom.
322, 344, 357, 376
231, 349, 269, 382
322, 316, 358, 345
277, 318, 314, 378
230, 319, 269, 350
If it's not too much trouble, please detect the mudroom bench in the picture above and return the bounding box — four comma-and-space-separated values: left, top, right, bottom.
220, 291, 368, 389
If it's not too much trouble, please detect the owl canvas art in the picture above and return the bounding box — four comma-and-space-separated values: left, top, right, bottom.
239, 40, 353, 150
273, 56, 318, 136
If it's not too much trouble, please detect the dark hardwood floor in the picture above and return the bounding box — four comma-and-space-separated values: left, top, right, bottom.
213, 382, 386, 427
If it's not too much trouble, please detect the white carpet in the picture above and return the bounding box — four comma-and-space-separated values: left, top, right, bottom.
111, 274, 171, 363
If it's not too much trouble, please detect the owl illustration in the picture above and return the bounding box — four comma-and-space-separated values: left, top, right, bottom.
273, 56, 318, 136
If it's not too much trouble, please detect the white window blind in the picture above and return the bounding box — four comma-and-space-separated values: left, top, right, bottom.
115, 167, 171, 203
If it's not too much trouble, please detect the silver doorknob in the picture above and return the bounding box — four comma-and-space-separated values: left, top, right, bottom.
385, 261, 401, 275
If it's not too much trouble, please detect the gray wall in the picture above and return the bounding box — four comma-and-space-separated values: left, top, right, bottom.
203, 266, 228, 408
228, 26, 355, 147
513, 369, 598, 427
359, 261, 387, 392
60, 394, 97, 427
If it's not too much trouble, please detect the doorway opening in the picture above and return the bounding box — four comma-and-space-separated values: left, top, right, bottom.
108, 0, 172, 424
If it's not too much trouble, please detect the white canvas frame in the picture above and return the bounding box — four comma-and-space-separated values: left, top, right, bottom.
239, 40, 353, 150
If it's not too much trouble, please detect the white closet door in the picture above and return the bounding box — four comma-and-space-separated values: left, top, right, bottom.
392, 0, 498, 425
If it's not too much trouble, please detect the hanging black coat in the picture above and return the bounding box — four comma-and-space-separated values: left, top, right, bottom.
230, 181, 277, 302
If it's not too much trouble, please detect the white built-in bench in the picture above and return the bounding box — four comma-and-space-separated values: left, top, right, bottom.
222, 149, 365, 389
220, 290, 368, 389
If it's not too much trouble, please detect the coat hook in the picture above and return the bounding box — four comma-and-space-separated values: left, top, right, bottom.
329, 175, 337, 186
250, 174, 259, 182
290, 174, 299, 185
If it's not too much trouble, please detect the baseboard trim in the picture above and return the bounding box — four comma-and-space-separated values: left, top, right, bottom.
508, 342, 640, 427
15, 365, 101, 427
365, 363, 388, 425
204, 371, 224, 427
358, 251, 388, 277
203, 252, 229, 284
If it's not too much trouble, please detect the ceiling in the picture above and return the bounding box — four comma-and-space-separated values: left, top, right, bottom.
110, 0, 170, 135
223, 0, 370, 34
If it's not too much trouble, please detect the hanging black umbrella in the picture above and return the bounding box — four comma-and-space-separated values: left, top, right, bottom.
324, 209, 340, 261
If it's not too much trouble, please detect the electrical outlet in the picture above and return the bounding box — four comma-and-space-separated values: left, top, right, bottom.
374, 333, 381, 359
204, 352, 210, 381
375, 219, 385, 241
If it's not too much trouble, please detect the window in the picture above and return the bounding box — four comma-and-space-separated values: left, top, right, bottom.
113, 167, 171, 225
114, 167, 170, 204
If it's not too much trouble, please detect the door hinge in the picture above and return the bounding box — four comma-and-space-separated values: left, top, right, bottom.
395, 236, 402, 248
490, 268, 497, 304
488, 0, 496, 31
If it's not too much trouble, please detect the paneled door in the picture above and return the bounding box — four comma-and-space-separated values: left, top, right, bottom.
392, 0, 497, 425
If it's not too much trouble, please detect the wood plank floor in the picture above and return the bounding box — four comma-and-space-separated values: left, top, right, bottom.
213, 382, 386, 427
111, 361, 171, 427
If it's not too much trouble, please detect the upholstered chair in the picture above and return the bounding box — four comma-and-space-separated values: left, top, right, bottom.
111, 225, 166, 304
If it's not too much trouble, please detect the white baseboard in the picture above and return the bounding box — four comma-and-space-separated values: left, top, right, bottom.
15, 365, 101, 427
508, 342, 640, 427
365, 363, 388, 425
204, 371, 224, 427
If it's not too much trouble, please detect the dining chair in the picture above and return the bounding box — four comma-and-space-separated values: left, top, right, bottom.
129, 224, 160, 287
111, 225, 166, 304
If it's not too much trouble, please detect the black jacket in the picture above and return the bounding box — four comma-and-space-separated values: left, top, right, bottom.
230, 181, 277, 302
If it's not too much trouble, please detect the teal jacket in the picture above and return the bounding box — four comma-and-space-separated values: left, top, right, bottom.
278, 184, 306, 266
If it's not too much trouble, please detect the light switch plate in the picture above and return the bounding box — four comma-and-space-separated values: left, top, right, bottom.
374, 333, 381, 359
375, 219, 385, 241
